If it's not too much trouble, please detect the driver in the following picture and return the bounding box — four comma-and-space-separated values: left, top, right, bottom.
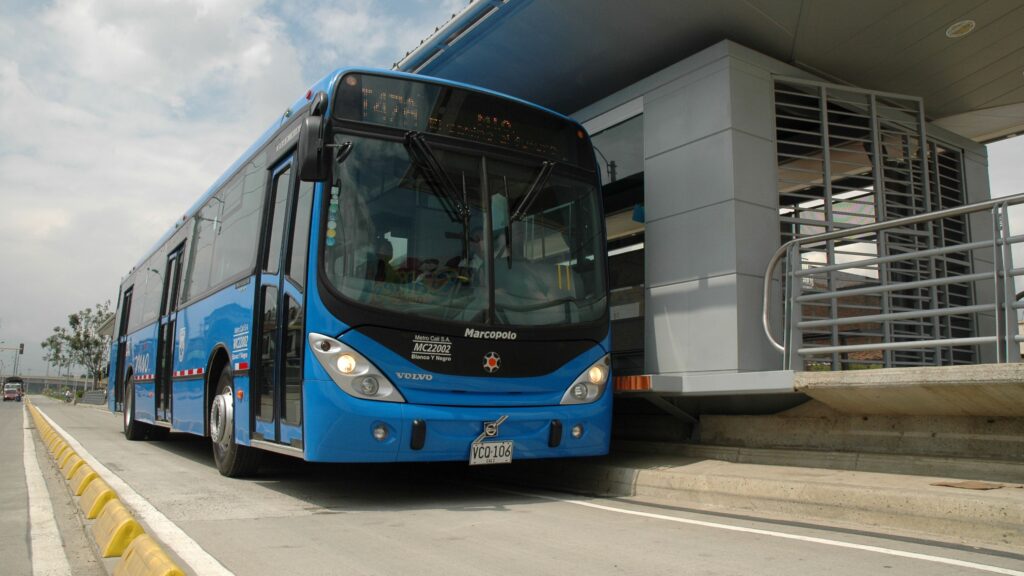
457, 228, 486, 284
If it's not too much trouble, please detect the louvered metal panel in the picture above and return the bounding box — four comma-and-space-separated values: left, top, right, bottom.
773, 78, 974, 370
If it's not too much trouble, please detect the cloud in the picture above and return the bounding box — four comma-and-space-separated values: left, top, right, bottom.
0, 0, 459, 374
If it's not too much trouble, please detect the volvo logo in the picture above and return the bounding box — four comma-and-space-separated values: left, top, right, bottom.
396, 372, 433, 381
483, 415, 508, 438
483, 351, 501, 373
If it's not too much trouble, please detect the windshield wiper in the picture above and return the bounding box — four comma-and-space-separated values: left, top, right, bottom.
404, 131, 468, 223
510, 160, 554, 222
497, 295, 581, 313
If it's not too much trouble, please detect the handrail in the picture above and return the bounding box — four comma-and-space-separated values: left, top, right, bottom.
762, 192, 1024, 354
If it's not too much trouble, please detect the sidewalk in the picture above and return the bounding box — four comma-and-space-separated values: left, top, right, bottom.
483, 441, 1024, 553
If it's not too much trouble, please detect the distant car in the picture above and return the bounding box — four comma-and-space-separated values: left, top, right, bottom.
3, 383, 23, 402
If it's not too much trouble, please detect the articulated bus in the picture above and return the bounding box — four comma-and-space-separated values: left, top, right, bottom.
108, 69, 610, 476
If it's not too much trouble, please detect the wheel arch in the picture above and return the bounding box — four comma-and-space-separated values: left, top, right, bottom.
121, 366, 134, 411
203, 345, 232, 437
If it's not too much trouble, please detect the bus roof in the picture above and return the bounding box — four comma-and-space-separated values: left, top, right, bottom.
126, 68, 582, 277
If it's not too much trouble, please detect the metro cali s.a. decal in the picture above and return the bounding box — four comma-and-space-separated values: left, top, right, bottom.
410, 334, 452, 363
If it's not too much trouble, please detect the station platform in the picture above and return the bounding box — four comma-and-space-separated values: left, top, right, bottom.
615, 363, 1024, 417
481, 439, 1024, 554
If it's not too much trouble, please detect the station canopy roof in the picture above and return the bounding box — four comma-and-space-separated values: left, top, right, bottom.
397, 0, 1024, 143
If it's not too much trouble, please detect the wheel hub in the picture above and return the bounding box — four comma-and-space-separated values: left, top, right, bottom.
210, 389, 232, 444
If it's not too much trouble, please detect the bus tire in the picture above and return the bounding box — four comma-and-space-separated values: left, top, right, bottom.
123, 377, 147, 441
210, 371, 260, 477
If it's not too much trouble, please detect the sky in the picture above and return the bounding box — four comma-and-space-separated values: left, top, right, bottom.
0, 0, 464, 377
0, 0, 1022, 378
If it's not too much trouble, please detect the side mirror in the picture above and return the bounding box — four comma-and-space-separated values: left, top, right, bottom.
297, 115, 330, 182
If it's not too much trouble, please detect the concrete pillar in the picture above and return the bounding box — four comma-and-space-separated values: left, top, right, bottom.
642, 45, 780, 377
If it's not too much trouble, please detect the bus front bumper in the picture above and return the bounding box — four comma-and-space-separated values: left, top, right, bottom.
299, 379, 611, 463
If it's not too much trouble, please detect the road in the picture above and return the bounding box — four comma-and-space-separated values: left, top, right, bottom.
7, 396, 1024, 576
1, 399, 32, 576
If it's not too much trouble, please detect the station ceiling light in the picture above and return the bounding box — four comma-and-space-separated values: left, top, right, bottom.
945, 19, 976, 39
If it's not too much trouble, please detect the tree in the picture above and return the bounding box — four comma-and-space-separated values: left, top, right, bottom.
67, 302, 112, 390
42, 302, 112, 390
41, 328, 71, 378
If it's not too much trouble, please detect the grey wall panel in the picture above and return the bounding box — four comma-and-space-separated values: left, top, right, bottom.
734, 201, 781, 279
645, 130, 779, 217
976, 313, 998, 363
736, 273, 784, 371
645, 130, 736, 218
644, 65, 732, 158
646, 275, 740, 374
731, 130, 779, 210
645, 203, 737, 288
963, 153, 993, 206
728, 64, 774, 141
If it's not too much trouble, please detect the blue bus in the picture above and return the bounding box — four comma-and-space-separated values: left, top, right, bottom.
108, 69, 610, 476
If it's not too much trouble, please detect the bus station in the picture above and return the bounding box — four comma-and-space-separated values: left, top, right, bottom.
396, 0, 1024, 421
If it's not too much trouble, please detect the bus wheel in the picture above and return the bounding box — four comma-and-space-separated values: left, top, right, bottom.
210, 371, 260, 477
123, 377, 146, 441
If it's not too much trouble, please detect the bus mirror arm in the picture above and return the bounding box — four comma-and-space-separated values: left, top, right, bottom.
297, 115, 331, 182
331, 141, 353, 164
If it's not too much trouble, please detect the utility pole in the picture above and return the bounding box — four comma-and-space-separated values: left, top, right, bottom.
0, 343, 22, 378
13, 343, 22, 377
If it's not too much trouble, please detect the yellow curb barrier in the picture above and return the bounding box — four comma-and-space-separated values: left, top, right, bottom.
59, 449, 77, 469
80, 478, 117, 520
70, 464, 98, 496
92, 500, 144, 558
113, 534, 185, 576
54, 443, 70, 461
63, 454, 85, 480
30, 402, 187, 573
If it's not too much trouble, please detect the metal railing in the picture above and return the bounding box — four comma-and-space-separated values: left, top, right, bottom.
763, 192, 1024, 370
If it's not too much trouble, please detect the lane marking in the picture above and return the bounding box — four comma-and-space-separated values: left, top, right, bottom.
507, 488, 1024, 576
35, 405, 234, 576
23, 406, 72, 576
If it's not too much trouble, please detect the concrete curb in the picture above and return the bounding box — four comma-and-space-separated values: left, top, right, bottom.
616, 440, 1024, 484
25, 401, 186, 576
489, 453, 1024, 551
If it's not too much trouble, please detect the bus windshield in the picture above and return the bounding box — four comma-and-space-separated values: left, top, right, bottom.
322, 134, 607, 327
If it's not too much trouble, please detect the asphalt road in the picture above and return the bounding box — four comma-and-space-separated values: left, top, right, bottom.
11, 397, 1024, 576
0, 399, 32, 576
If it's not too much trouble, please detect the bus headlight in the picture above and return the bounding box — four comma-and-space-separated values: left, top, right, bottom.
309, 333, 405, 403
358, 376, 380, 396
337, 354, 358, 374
560, 354, 610, 405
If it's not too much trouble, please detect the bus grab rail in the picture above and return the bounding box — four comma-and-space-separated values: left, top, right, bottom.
762, 191, 1024, 368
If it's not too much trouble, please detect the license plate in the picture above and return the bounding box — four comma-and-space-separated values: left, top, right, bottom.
469, 440, 514, 465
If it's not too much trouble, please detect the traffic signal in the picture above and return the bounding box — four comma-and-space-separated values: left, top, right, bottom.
18, 343, 23, 354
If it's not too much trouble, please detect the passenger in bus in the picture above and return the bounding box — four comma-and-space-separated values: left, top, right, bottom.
371, 238, 399, 282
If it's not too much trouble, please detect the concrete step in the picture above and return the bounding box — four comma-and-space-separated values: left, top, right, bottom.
615, 440, 1024, 484
699, 400, 1024, 461
483, 447, 1024, 552
795, 363, 1024, 416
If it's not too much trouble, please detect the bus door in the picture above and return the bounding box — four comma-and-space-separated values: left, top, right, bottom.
254, 159, 311, 448
114, 287, 133, 411
156, 244, 185, 422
